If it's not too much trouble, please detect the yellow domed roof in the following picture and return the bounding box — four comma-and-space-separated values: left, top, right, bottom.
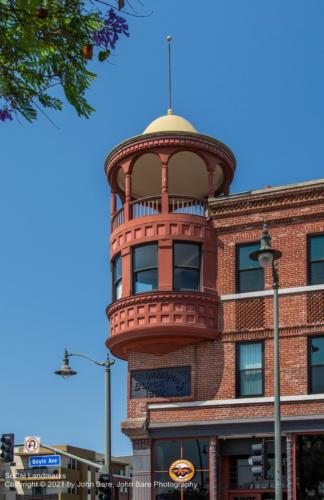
143, 111, 197, 134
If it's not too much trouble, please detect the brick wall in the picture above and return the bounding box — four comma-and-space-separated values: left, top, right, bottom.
124, 182, 324, 425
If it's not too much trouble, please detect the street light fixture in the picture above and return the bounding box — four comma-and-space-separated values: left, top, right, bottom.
54, 350, 77, 378
250, 222, 282, 500
55, 349, 115, 475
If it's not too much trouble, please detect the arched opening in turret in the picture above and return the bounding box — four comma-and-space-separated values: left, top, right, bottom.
131, 153, 162, 199
168, 151, 208, 198
168, 151, 225, 197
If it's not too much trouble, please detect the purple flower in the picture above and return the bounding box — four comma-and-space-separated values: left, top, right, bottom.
92, 9, 129, 50
0, 108, 13, 121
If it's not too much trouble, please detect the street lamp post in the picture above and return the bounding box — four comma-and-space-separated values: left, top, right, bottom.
250, 222, 282, 500
55, 350, 115, 474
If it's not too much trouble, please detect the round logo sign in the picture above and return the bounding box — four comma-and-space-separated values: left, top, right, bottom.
24, 436, 40, 454
169, 459, 195, 483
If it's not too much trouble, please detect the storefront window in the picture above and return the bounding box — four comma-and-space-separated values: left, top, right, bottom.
297, 434, 324, 499
153, 439, 210, 500
155, 440, 181, 471
182, 440, 209, 470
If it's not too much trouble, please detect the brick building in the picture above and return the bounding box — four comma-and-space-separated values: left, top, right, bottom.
105, 111, 324, 500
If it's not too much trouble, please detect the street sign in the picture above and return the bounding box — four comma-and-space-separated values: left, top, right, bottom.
24, 436, 41, 454
29, 455, 61, 467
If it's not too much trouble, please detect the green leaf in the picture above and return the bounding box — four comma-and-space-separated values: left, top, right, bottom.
98, 49, 110, 62
0, 0, 129, 123
20, 102, 37, 122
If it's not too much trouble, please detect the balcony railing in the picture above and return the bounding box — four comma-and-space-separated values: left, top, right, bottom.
131, 196, 161, 219
111, 195, 207, 231
169, 195, 207, 216
111, 207, 125, 231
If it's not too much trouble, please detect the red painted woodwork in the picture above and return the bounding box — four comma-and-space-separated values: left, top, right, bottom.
106, 291, 219, 359
105, 132, 236, 199
105, 123, 236, 359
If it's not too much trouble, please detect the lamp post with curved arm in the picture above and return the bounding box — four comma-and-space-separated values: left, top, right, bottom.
55, 349, 115, 474
250, 222, 282, 500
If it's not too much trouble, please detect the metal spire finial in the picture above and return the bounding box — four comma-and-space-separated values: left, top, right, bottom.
166, 35, 173, 115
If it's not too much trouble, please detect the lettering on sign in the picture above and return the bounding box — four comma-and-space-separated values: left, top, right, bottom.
131, 366, 191, 398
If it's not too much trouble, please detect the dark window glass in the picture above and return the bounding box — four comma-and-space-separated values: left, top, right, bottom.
183, 472, 209, 500
132, 243, 158, 294
182, 439, 209, 470
229, 454, 284, 491
229, 456, 253, 489
309, 336, 324, 394
297, 435, 324, 499
112, 255, 122, 301
154, 439, 209, 472
308, 235, 324, 285
155, 440, 181, 471
237, 343, 263, 397
154, 439, 210, 500
173, 243, 201, 291
154, 472, 181, 500
237, 243, 264, 293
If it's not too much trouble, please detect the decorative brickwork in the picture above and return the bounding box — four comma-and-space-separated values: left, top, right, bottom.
235, 298, 265, 330
209, 183, 324, 218
307, 291, 324, 323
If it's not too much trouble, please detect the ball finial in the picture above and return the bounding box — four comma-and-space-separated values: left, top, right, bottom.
166, 35, 172, 42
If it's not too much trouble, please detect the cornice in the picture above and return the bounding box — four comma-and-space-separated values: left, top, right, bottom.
104, 132, 236, 178
107, 290, 219, 317
209, 183, 324, 218
211, 210, 324, 233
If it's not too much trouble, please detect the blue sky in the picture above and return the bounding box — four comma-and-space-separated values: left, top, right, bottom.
1, 0, 324, 457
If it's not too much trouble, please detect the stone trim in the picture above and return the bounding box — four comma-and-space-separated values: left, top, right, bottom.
148, 392, 324, 410
221, 282, 324, 301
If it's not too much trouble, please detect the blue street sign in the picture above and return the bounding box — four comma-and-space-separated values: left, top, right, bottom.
29, 455, 61, 467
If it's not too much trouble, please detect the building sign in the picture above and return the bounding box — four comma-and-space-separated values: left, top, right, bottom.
29, 455, 61, 467
169, 459, 195, 483
24, 436, 41, 454
131, 366, 191, 398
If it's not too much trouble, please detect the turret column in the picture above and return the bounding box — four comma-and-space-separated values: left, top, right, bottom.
110, 191, 117, 218
160, 153, 169, 214
124, 172, 132, 222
